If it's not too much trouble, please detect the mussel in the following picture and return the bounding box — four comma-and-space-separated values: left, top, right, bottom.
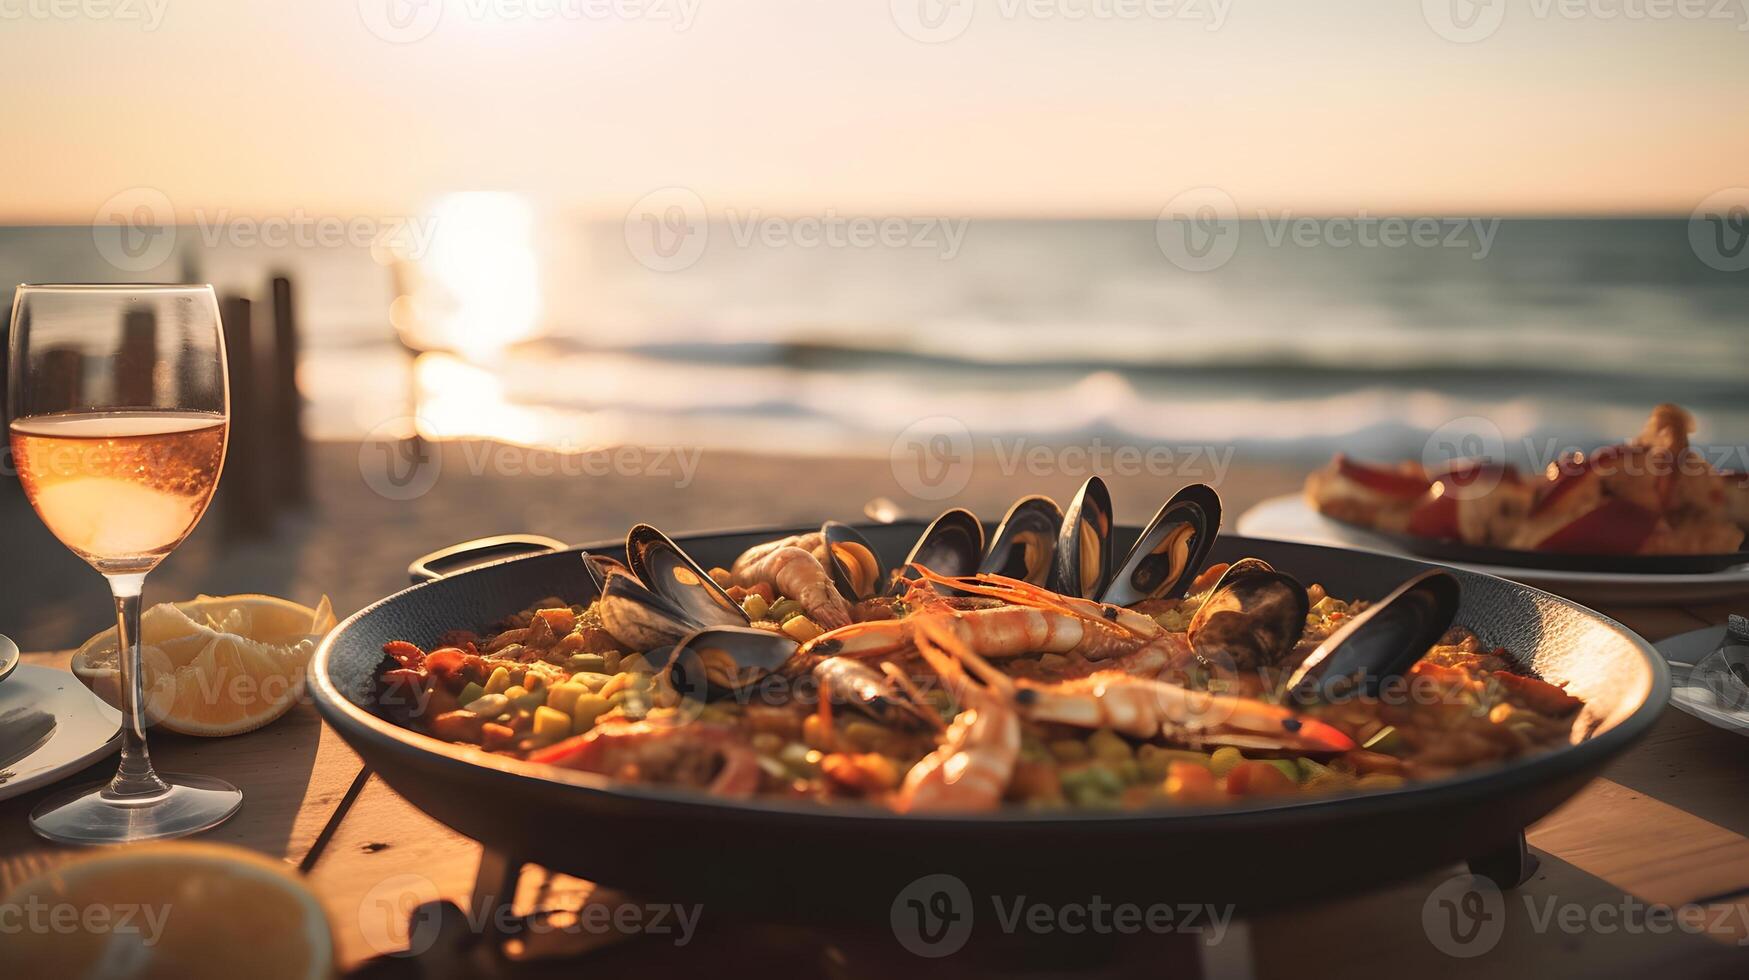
978, 495, 1063, 585
813, 656, 936, 730
662, 626, 800, 702
596, 526, 749, 650
891, 508, 986, 595
1051, 476, 1115, 599
821, 521, 888, 601
1100, 483, 1221, 607
1185, 558, 1310, 673
1283, 569, 1461, 703
626, 524, 746, 628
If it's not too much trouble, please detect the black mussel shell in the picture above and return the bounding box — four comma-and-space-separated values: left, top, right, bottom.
625, 524, 748, 629
598, 571, 693, 648
891, 508, 986, 595
813, 656, 933, 729
822, 521, 887, 601
1186, 561, 1310, 673
979, 495, 1063, 585
663, 626, 800, 701
1283, 569, 1461, 703
1101, 483, 1222, 607
1051, 476, 1115, 599
581, 552, 630, 594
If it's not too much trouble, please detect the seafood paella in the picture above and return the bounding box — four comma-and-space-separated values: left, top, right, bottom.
376, 481, 1586, 813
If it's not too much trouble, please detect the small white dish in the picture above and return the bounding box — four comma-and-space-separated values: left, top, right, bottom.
1237, 494, 1749, 606
1654, 625, 1749, 737
0, 660, 123, 802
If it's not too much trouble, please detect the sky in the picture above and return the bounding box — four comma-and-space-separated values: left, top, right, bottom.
1, 0, 1745, 221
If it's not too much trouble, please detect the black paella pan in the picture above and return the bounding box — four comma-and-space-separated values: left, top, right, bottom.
310, 526, 1668, 922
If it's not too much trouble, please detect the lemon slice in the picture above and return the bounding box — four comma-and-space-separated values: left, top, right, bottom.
4, 842, 334, 979
72, 594, 337, 737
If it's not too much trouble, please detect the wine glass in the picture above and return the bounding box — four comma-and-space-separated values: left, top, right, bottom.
8, 284, 242, 843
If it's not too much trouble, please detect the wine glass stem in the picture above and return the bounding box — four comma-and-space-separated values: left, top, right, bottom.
105, 572, 169, 799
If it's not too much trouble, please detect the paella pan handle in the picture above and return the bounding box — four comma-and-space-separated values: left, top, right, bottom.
407, 534, 569, 584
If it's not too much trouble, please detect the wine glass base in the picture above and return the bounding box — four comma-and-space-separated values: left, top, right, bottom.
29, 773, 243, 845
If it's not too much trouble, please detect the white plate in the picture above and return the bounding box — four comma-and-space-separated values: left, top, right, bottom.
0, 660, 122, 802
1236, 494, 1749, 606
1654, 625, 1749, 737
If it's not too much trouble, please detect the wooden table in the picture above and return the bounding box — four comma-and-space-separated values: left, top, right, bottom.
5, 602, 1748, 978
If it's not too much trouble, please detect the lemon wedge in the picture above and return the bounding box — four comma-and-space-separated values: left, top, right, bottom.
4, 842, 335, 979
72, 594, 337, 737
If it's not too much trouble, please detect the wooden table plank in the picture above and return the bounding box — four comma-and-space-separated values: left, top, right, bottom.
0, 651, 366, 893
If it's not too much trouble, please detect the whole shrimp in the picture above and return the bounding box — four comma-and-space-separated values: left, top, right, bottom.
893, 618, 1021, 812
730, 541, 853, 630
802, 568, 1188, 674
939, 627, 1355, 755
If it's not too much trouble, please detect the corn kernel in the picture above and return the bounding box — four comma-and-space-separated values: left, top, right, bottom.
782, 616, 824, 642
483, 666, 512, 695
570, 693, 611, 733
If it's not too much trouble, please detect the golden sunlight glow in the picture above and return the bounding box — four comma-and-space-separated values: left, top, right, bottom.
391, 193, 542, 359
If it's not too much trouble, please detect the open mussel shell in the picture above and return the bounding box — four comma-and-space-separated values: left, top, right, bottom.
662, 626, 800, 702
581, 552, 630, 593
821, 521, 887, 601
1101, 483, 1222, 607
1283, 569, 1461, 704
891, 508, 986, 595
1051, 476, 1115, 599
625, 524, 748, 629
598, 572, 694, 649
978, 495, 1062, 585
1185, 559, 1310, 674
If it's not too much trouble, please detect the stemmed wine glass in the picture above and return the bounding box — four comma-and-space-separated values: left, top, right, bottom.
8, 284, 242, 843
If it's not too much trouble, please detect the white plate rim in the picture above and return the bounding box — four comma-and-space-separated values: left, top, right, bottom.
0, 661, 123, 802
1653, 625, 1749, 737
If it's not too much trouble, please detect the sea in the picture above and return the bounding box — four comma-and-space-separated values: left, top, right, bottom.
2, 216, 1745, 468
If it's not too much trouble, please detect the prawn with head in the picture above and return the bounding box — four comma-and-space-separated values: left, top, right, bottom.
798, 566, 1194, 678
